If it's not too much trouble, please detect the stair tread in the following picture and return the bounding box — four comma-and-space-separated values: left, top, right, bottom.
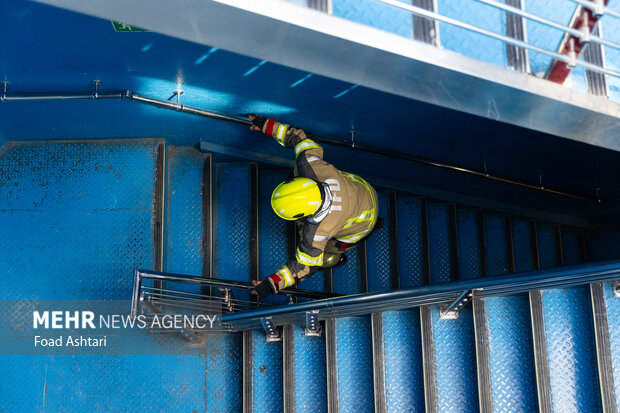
250, 329, 283, 413
292, 324, 328, 412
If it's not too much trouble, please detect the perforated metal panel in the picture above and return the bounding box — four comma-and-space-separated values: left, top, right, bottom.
396, 196, 424, 288
383, 310, 425, 412
366, 191, 391, 292
335, 316, 374, 413
541, 287, 601, 412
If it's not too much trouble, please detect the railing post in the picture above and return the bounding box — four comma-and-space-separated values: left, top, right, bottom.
440, 289, 474, 319
260, 317, 282, 342
304, 310, 322, 337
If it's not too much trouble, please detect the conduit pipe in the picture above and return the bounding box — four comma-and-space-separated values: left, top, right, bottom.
0, 82, 600, 203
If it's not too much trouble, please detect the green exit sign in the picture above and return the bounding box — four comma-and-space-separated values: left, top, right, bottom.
111, 21, 149, 32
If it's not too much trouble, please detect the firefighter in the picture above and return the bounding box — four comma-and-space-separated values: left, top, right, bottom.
249, 115, 379, 298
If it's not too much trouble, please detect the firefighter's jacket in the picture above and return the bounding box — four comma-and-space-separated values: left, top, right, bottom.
261, 118, 378, 293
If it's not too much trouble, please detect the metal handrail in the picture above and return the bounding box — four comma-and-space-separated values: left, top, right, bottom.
472, 0, 620, 52
220, 260, 620, 331
372, 0, 620, 79
568, 0, 620, 20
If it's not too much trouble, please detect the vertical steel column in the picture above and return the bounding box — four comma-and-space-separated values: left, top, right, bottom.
307, 0, 330, 13
154, 143, 166, 289
420, 305, 438, 413
473, 297, 492, 413
283, 324, 295, 413
372, 313, 387, 413
325, 318, 339, 413
412, 0, 440, 46
584, 24, 609, 96
388, 191, 400, 290
529, 222, 552, 413
505, 0, 530, 73
202, 154, 213, 295
590, 283, 617, 413
243, 331, 253, 413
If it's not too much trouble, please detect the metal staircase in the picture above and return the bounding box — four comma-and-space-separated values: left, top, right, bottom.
152, 144, 619, 412
1, 140, 618, 412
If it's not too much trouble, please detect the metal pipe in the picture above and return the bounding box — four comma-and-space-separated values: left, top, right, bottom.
471, 0, 620, 52
0, 86, 601, 203
128, 92, 251, 126
221, 260, 620, 323
1, 90, 124, 101
372, 0, 620, 80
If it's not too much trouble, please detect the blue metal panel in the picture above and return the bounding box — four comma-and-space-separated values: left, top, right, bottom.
332, 0, 413, 38
382, 310, 425, 412
603, 13, 620, 102
299, 269, 325, 293
484, 214, 509, 276
603, 282, 620, 410
396, 196, 424, 288
0, 141, 209, 412
0, 140, 159, 300
251, 329, 283, 413
165, 146, 205, 293
436, 0, 506, 67
537, 224, 559, 270
456, 209, 481, 280
0, 354, 207, 412
293, 324, 327, 412
512, 219, 534, 272
430, 305, 479, 412
541, 287, 601, 412
561, 229, 583, 266
427, 203, 452, 284
525, 0, 576, 75
258, 167, 289, 305
366, 191, 391, 292
205, 333, 244, 412
214, 162, 252, 303
485, 295, 538, 412
483, 215, 537, 411
333, 244, 361, 295
335, 316, 374, 412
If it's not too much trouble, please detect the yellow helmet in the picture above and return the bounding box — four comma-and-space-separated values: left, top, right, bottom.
271, 177, 322, 220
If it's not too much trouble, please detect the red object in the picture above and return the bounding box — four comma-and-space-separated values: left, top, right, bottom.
269, 273, 281, 284
265, 118, 276, 136
547, 1, 608, 84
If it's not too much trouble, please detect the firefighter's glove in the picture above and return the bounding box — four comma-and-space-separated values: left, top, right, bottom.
250, 115, 268, 131
252, 278, 275, 298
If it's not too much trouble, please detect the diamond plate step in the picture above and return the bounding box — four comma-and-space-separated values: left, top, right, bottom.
0, 140, 208, 411
380, 310, 425, 412
258, 166, 290, 305
366, 191, 392, 292
331, 316, 374, 413
213, 161, 255, 295
244, 329, 284, 413
427, 202, 454, 284
206, 333, 244, 412
287, 324, 327, 413
455, 209, 482, 281
422, 305, 479, 413
539, 287, 602, 412
396, 196, 425, 289
164, 146, 210, 293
